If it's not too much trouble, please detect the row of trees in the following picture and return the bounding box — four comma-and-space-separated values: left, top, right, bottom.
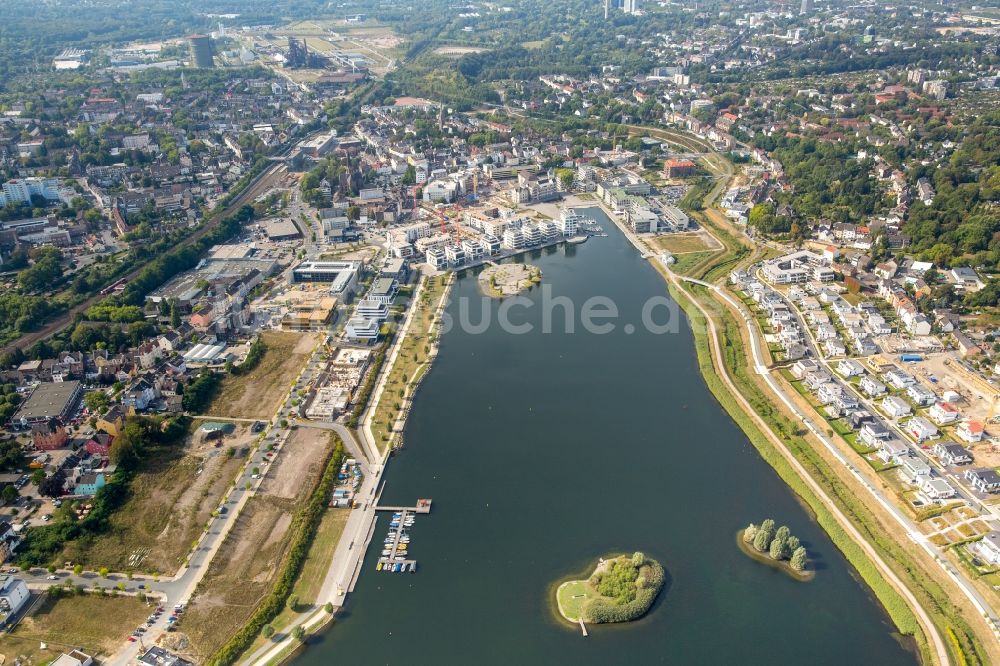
743, 519, 809, 572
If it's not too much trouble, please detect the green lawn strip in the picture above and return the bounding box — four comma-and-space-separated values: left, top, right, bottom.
669, 279, 986, 666
556, 580, 594, 622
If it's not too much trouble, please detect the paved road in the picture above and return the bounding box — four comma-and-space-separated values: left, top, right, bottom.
241, 275, 457, 664
748, 268, 1000, 635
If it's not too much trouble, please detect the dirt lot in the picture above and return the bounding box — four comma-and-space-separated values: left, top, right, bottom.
652, 231, 723, 254
179, 429, 333, 660
204, 331, 317, 420
61, 425, 252, 574
919, 351, 996, 425
0, 593, 151, 663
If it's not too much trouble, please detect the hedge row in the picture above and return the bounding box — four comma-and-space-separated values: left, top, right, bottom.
346, 346, 387, 428
585, 558, 665, 624
207, 436, 345, 666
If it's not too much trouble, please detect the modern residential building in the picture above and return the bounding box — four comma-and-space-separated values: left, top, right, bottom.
0, 177, 71, 208
345, 317, 380, 342
971, 531, 1000, 565
762, 250, 835, 284
928, 402, 960, 425
904, 416, 938, 442
933, 441, 973, 466
860, 376, 887, 397
0, 576, 29, 625
958, 420, 986, 443
356, 299, 390, 321
881, 395, 912, 418
921, 477, 956, 501
966, 468, 1000, 493
368, 278, 398, 305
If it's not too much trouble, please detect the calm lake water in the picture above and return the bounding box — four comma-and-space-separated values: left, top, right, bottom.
295, 208, 917, 665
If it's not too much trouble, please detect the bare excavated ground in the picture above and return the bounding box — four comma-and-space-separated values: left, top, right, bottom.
61, 425, 254, 574
179, 428, 333, 661
203, 331, 317, 420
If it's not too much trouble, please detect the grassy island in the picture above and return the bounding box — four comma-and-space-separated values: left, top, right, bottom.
556, 552, 664, 624
478, 263, 541, 298
739, 519, 814, 582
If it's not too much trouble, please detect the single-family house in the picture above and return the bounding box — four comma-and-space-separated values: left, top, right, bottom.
921, 477, 956, 501
791, 359, 819, 380
928, 402, 960, 425
876, 438, 909, 464
882, 395, 912, 418
860, 376, 887, 397
933, 441, 973, 466
958, 421, 986, 443
73, 472, 106, 497
905, 416, 939, 442
836, 359, 865, 378
971, 531, 1000, 565
966, 468, 1000, 494
84, 433, 113, 457
906, 384, 936, 407
899, 456, 932, 483
884, 367, 915, 389
95, 405, 126, 438
860, 421, 893, 447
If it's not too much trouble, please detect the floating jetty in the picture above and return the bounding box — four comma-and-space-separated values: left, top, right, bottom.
374, 499, 432, 572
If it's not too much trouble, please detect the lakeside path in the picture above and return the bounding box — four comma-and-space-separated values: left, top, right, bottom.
240, 273, 455, 666
598, 207, 950, 665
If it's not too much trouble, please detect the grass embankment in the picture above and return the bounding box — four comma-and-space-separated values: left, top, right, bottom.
205, 435, 346, 666
370, 275, 451, 451
242, 508, 350, 657
669, 278, 985, 666
0, 593, 151, 662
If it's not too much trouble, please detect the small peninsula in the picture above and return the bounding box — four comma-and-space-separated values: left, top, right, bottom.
739, 519, 814, 581
478, 263, 541, 297
556, 552, 664, 624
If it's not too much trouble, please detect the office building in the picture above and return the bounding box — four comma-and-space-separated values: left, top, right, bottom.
291, 260, 360, 298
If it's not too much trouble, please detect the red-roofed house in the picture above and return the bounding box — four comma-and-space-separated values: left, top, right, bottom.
958, 421, 986, 443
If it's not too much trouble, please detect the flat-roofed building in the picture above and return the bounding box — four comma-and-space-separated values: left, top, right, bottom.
368, 277, 398, 304
281, 297, 338, 331
345, 316, 380, 342
16, 381, 82, 425
264, 219, 302, 241
292, 260, 360, 298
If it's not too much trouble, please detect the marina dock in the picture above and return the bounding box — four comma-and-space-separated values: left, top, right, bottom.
374, 499, 432, 573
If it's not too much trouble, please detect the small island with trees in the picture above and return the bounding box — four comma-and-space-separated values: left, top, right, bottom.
739, 519, 813, 581
555, 552, 665, 625
478, 263, 541, 298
